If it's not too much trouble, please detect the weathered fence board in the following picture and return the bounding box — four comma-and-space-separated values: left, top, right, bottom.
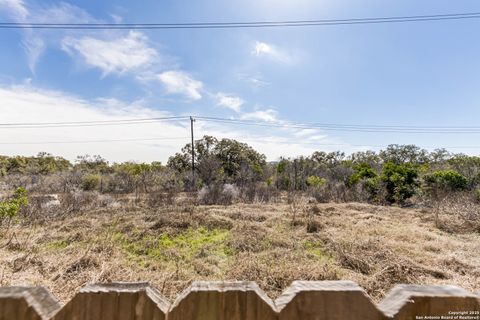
0, 287, 60, 320
276, 281, 387, 320
0, 281, 478, 320
51, 282, 169, 320
379, 284, 480, 320
168, 281, 277, 320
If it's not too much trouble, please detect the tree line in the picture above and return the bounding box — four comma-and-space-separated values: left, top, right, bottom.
1, 137, 480, 206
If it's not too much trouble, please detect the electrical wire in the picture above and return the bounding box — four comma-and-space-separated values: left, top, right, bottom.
1, 12, 480, 29
222, 137, 480, 149
195, 116, 480, 134
0, 116, 189, 129
3, 115, 480, 133
2, 134, 480, 150
0, 137, 188, 145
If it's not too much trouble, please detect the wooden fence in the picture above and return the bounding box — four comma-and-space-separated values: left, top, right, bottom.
0, 281, 478, 319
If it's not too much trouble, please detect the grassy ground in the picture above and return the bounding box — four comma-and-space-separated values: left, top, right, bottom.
0, 202, 479, 303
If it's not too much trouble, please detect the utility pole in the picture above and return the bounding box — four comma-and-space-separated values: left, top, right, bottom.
190, 116, 196, 190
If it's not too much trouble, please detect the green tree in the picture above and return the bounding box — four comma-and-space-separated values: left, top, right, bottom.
275, 158, 292, 190
75, 155, 110, 173
6, 156, 28, 174
31, 152, 71, 175
423, 170, 469, 192
81, 174, 101, 191
214, 138, 266, 181
167, 152, 191, 173
350, 150, 381, 166
311, 151, 345, 167
168, 136, 266, 186
447, 154, 480, 186
0, 187, 28, 220
380, 144, 429, 165
348, 163, 377, 186
381, 162, 419, 204
306, 175, 326, 188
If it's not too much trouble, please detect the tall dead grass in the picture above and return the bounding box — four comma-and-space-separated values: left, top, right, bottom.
0, 201, 478, 303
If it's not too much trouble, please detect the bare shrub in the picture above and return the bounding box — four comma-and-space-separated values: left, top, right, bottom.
2, 174, 31, 190
345, 182, 378, 203
147, 191, 176, 207
28, 174, 66, 194
287, 190, 303, 225
97, 194, 115, 208
59, 191, 100, 214
22, 194, 61, 221
435, 192, 480, 233
223, 184, 240, 203
307, 181, 348, 203
306, 219, 322, 233
241, 182, 279, 203
198, 184, 239, 205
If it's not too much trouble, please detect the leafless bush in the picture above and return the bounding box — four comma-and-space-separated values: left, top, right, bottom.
307, 182, 333, 203
435, 192, 480, 233
27, 174, 66, 194
287, 190, 306, 225
59, 191, 100, 214
23, 191, 111, 221
22, 194, 61, 221
241, 182, 279, 203
97, 194, 116, 208
147, 191, 176, 207
198, 183, 239, 205
2, 174, 31, 190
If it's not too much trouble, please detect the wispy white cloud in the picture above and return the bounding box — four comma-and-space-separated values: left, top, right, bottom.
215, 92, 244, 112
157, 71, 203, 100
240, 108, 278, 122
1, 1, 204, 105
22, 37, 45, 72
0, 85, 185, 162
0, 84, 362, 162
247, 77, 269, 88
0, 1, 98, 73
252, 41, 292, 63
62, 31, 158, 75
37, 2, 95, 23
237, 73, 270, 89
0, 0, 28, 20
195, 116, 358, 160
252, 41, 272, 56
293, 128, 321, 138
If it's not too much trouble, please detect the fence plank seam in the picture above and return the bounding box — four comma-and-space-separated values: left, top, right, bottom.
0, 281, 478, 319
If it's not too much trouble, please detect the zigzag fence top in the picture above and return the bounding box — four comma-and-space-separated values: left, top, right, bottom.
0, 281, 478, 319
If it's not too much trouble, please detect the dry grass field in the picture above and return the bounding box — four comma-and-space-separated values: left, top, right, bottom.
0, 201, 479, 303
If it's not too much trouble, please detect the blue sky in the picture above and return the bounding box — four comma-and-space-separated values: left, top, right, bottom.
1, 0, 480, 162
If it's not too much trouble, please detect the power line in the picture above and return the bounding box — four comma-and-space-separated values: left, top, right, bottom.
0, 116, 187, 126
3, 115, 480, 133
195, 116, 480, 134
225, 137, 480, 149
0, 116, 189, 129
1, 12, 480, 29
3, 133, 480, 150
0, 137, 188, 145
